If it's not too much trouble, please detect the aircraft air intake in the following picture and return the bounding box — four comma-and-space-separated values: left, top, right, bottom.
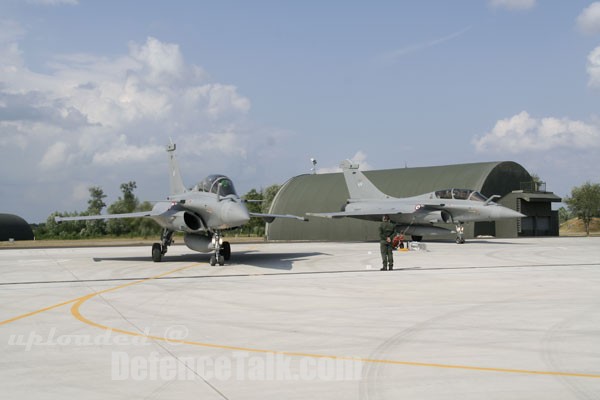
162, 211, 203, 233
414, 210, 452, 224
441, 210, 452, 223
183, 212, 201, 231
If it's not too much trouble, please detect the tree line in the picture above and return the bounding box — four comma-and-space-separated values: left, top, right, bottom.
560, 181, 600, 236
34, 182, 281, 239
33, 180, 600, 239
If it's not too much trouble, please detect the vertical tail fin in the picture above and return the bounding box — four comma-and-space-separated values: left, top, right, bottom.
167, 142, 186, 195
340, 160, 388, 200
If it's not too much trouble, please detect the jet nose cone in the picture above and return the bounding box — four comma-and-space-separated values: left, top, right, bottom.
221, 201, 250, 227
513, 210, 526, 218
494, 206, 526, 219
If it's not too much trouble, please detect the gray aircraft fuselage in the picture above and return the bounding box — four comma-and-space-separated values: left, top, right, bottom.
308, 161, 525, 243
56, 144, 304, 264
342, 189, 524, 225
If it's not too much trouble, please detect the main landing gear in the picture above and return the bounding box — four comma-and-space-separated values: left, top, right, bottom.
209, 230, 231, 266
152, 229, 174, 262
151, 229, 232, 265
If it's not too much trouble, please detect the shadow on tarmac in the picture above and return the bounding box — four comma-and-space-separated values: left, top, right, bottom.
425, 239, 533, 245
93, 250, 327, 271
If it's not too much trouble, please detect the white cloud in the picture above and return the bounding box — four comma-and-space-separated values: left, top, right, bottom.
349, 150, 373, 170
379, 27, 471, 63
577, 2, 600, 35
316, 164, 342, 174
0, 31, 287, 221
0, 35, 253, 168
40, 141, 69, 168
587, 46, 600, 88
204, 84, 252, 117
0, 20, 25, 43
92, 138, 163, 166
128, 37, 187, 85
318, 151, 373, 174
0, 21, 26, 71
489, 0, 536, 11
473, 111, 600, 153
72, 183, 90, 202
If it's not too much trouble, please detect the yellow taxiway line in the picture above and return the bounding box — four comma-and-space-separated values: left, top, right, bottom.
0, 264, 198, 326
3, 263, 600, 379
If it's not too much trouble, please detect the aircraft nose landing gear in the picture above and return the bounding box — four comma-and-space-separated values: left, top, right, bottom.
209, 231, 231, 266
455, 223, 465, 244
209, 255, 223, 266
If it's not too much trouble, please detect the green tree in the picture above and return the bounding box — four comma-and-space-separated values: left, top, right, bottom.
106, 181, 140, 236
37, 211, 86, 239
133, 201, 162, 238
262, 184, 281, 214
236, 185, 283, 237
84, 186, 107, 236
120, 181, 139, 212
87, 186, 107, 214
34, 213, 59, 239
564, 182, 600, 236
242, 188, 264, 236
529, 173, 545, 191
557, 207, 571, 224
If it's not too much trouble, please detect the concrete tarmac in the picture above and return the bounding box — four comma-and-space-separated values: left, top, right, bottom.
1, 237, 600, 399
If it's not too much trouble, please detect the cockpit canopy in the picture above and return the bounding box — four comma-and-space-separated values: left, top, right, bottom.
192, 175, 238, 197
434, 189, 488, 202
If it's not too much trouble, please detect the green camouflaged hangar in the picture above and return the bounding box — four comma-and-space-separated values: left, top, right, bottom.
266, 161, 560, 241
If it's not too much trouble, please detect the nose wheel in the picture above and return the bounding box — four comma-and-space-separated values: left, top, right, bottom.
209, 231, 231, 266
455, 223, 465, 244
209, 254, 225, 266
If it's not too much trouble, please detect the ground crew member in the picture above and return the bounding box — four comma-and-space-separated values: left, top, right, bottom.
379, 215, 396, 270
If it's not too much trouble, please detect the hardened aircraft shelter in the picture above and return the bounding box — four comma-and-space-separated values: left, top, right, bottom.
267, 161, 561, 241
0, 214, 34, 242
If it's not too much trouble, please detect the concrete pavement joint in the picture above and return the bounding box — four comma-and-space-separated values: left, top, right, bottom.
3, 255, 599, 380
68, 264, 600, 380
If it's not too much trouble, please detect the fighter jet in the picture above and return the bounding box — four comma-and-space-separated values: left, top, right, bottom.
307, 160, 525, 243
55, 143, 306, 264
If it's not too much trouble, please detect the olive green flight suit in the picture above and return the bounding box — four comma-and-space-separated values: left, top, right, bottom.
379, 220, 396, 270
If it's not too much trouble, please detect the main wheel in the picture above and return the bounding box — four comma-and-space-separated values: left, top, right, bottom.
209, 255, 217, 266
218, 255, 225, 266
220, 241, 231, 260
152, 243, 162, 262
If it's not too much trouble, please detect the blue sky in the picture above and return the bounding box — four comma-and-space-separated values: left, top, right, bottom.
1, 0, 599, 223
